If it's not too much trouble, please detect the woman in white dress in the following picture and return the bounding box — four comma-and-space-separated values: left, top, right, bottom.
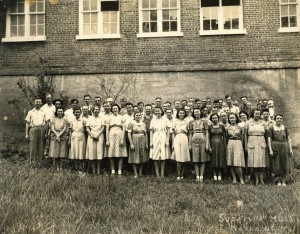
86, 105, 105, 174
149, 106, 170, 178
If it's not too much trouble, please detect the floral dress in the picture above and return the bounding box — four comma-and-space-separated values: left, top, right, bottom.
49, 117, 68, 158
226, 125, 245, 167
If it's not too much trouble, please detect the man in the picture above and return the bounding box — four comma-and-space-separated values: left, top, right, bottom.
239, 96, 251, 117
53, 99, 63, 109
181, 99, 187, 108
218, 99, 224, 111
41, 93, 56, 121
119, 97, 127, 115
123, 102, 135, 154
206, 103, 212, 116
267, 100, 275, 120
184, 106, 194, 123
83, 94, 93, 115
173, 100, 181, 117
94, 95, 105, 113
143, 104, 153, 156
155, 97, 162, 108
107, 97, 114, 106
162, 102, 169, 114
25, 97, 47, 163
206, 97, 212, 105
65, 99, 79, 123
137, 101, 145, 120
195, 98, 202, 109
201, 99, 207, 107
225, 95, 239, 114
102, 101, 112, 157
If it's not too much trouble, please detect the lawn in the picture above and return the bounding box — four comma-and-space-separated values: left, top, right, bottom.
1, 155, 300, 234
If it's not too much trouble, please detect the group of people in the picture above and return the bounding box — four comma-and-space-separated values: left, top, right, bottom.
25, 93, 293, 186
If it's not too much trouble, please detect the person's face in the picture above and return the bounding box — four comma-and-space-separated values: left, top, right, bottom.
247, 102, 252, 109
162, 104, 168, 111
206, 104, 212, 112
74, 110, 81, 119
241, 97, 247, 105
104, 104, 111, 113
71, 101, 78, 109
226, 97, 232, 105
166, 110, 172, 119
138, 103, 144, 111
82, 106, 89, 115
135, 113, 142, 121
151, 105, 156, 113
95, 98, 101, 104
262, 100, 268, 105
188, 102, 193, 109
120, 99, 126, 107
178, 110, 185, 120
262, 112, 269, 120
34, 99, 42, 108
156, 99, 162, 107
195, 101, 201, 108
224, 107, 230, 114
218, 101, 223, 108
57, 109, 64, 118
206, 98, 211, 104
54, 101, 62, 109
212, 107, 218, 114
213, 102, 219, 108
193, 109, 201, 118
184, 106, 190, 114
181, 101, 187, 107
275, 115, 283, 125
211, 115, 219, 124
175, 101, 181, 109
220, 113, 227, 122
201, 100, 206, 106
202, 107, 208, 116
94, 107, 100, 116
166, 103, 171, 108
84, 96, 91, 104
145, 106, 151, 115
46, 95, 52, 104
229, 114, 236, 124
133, 106, 139, 113
154, 108, 162, 117
239, 113, 247, 122
112, 106, 119, 115
126, 105, 133, 114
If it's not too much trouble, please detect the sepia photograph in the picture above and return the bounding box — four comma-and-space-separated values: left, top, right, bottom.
0, 0, 300, 233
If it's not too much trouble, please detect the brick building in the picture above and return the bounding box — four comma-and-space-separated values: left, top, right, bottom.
0, 0, 300, 142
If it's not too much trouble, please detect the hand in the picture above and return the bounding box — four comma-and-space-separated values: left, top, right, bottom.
290, 149, 293, 156
189, 145, 192, 151
130, 144, 134, 150
209, 148, 212, 153
25, 134, 29, 140
106, 142, 110, 147
205, 145, 209, 151
269, 151, 273, 157
120, 140, 124, 146
165, 142, 169, 147
56, 136, 60, 141
146, 144, 149, 149
150, 144, 153, 148
172, 146, 174, 151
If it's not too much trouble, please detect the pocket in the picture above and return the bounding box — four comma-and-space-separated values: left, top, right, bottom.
248, 142, 255, 149
261, 141, 267, 149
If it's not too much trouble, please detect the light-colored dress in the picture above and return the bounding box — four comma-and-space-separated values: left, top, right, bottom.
49, 117, 68, 158
86, 116, 104, 160
173, 119, 190, 162
226, 125, 245, 167
149, 118, 170, 160
107, 114, 127, 158
189, 119, 209, 163
245, 120, 267, 168
128, 121, 148, 164
69, 118, 86, 160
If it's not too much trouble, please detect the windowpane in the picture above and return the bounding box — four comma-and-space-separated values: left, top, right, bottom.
231, 6, 239, 17
30, 15, 37, 24
150, 0, 157, 8
203, 20, 210, 30
150, 22, 157, 32
91, 24, 97, 34
18, 1, 25, 13
103, 12, 109, 22
30, 3, 37, 12
37, 25, 44, 35
281, 0, 288, 2
19, 15, 25, 25
83, 0, 90, 11
103, 23, 109, 33
211, 19, 218, 30
10, 3, 17, 13
203, 7, 210, 19
162, 0, 169, 8
222, 0, 240, 6
143, 22, 150, 32
201, 0, 219, 7
289, 0, 297, 2
142, 0, 149, 9
83, 14, 90, 24
289, 5, 297, 15
37, 15, 44, 24
19, 25, 25, 36
11, 16, 18, 26
163, 21, 169, 31
101, 1, 118, 11
91, 13, 97, 23
163, 10, 169, 20
224, 20, 231, 29
290, 16, 297, 27
281, 17, 289, 27
223, 6, 230, 19
211, 8, 218, 18
281, 5, 288, 16
170, 0, 177, 7
91, 0, 97, 10
170, 10, 177, 20
150, 10, 157, 20
30, 25, 36, 36
142, 11, 149, 21
83, 24, 90, 34
37, 2, 44, 12
111, 23, 117, 33
232, 18, 239, 29
111, 11, 118, 22
170, 21, 177, 31
11, 26, 18, 36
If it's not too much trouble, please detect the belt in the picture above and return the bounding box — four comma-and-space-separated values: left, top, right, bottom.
229, 138, 241, 140
31, 125, 45, 128
194, 131, 204, 133
132, 131, 145, 134
249, 134, 264, 136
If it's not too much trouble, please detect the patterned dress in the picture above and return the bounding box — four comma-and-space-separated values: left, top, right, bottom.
209, 124, 226, 168
128, 121, 148, 164
245, 120, 267, 168
49, 117, 68, 158
226, 125, 245, 167
107, 114, 127, 158
189, 119, 209, 163
149, 118, 170, 160
173, 119, 190, 162
86, 115, 104, 160
69, 118, 86, 160
269, 125, 291, 177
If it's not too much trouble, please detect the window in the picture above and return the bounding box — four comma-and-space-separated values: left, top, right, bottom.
279, 0, 300, 32
199, 0, 246, 35
2, 0, 46, 42
76, 0, 120, 40
137, 0, 183, 38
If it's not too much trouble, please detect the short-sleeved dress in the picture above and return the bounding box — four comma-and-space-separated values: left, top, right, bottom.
209, 124, 227, 168
69, 118, 86, 160
245, 120, 267, 168
149, 118, 170, 160
226, 125, 245, 167
173, 119, 190, 162
86, 115, 104, 160
269, 125, 291, 177
189, 119, 209, 163
49, 117, 69, 158
107, 114, 127, 158
128, 121, 148, 164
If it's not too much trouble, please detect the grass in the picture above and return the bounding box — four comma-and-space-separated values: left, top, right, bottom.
1, 145, 300, 233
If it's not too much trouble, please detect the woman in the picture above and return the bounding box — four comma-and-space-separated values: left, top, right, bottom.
245, 109, 268, 185
106, 104, 127, 175
189, 108, 210, 182
220, 112, 230, 128
49, 107, 68, 170
268, 114, 293, 186
69, 106, 87, 171
209, 113, 226, 181
200, 105, 212, 124
149, 106, 170, 178
172, 108, 190, 180
128, 112, 148, 178
226, 113, 245, 184
86, 105, 105, 174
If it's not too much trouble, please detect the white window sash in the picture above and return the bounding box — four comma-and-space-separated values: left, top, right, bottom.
278, 0, 300, 32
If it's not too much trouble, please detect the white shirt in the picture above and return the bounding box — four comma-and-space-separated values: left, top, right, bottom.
65, 108, 75, 123
41, 104, 55, 121
25, 108, 46, 126
123, 113, 134, 131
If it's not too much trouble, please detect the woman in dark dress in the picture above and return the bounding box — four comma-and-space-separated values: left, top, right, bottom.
209, 113, 226, 181
268, 114, 293, 186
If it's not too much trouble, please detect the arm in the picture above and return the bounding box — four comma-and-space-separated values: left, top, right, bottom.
288, 136, 293, 156
172, 129, 175, 150
25, 122, 30, 139
205, 129, 210, 151
128, 132, 134, 150
268, 137, 273, 156
166, 127, 170, 146
145, 130, 148, 149
86, 126, 92, 138
121, 122, 126, 146
106, 124, 110, 146
150, 130, 153, 148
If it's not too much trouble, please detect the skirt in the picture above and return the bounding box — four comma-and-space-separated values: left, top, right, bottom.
247, 136, 267, 168
227, 139, 245, 167
129, 134, 148, 164
210, 135, 226, 168
108, 127, 127, 158
86, 134, 104, 160
150, 131, 168, 160
49, 133, 68, 158
173, 133, 190, 162
191, 133, 209, 163
69, 132, 86, 160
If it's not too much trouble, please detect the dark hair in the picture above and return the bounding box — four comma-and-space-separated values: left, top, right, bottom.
192, 108, 201, 119
239, 110, 249, 119
111, 103, 121, 112
154, 106, 164, 116
261, 108, 269, 114
166, 101, 171, 105
176, 108, 187, 119
228, 113, 240, 124
54, 107, 65, 117
145, 104, 152, 108
240, 96, 247, 100
274, 114, 284, 120
125, 102, 133, 107
156, 97, 162, 100
93, 104, 101, 111
84, 94, 91, 99
70, 99, 79, 104
73, 105, 81, 114
181, 99, 187, 103
213, 99, 219, 104
195, 98, 200, 103
225, 95, 231, 100
200, 104, 208, 118
53, 99, 63, 105
137, 101, 144, 106
209, 113, 220, 122
251, 108, 261, 118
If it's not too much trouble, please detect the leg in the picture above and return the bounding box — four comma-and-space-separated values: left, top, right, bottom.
181, 163, 185, 179
230, 167, 237, 183
118, 158, 123, 175
176, 162, 181, 179
154, 161, 160, 177
213, 168, 217, 180
91, 160, 96, 174
29, 128, 38, 163
200, 162, 205, 180
254, 169, 259, 185
110, 158, 115, 174
139, 164, 143, 176
37, 126, 46, 161
194, 163, 200, 180
96, 160, 101, 174
161, 160, 165, 177
133, 164, 138, 177
259, 168, 265, 185
237, 167, 244, 184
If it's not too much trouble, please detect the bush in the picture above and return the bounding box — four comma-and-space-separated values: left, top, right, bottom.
0, 134, 28, 161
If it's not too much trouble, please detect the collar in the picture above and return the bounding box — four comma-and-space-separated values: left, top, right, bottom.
273, 124, 285, 131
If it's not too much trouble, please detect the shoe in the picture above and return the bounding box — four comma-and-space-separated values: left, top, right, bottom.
282, 182, 287, 186
240, 180, 245, 185
118, 170, 122, 175
196, 176, 200, 182
111, 170, 115, 175
199, 176, 203, 182
277, 183, 282, 186
177, 177, 181, 181
180, 177, 184, 180
213, 176, 217, 181
134, 175, 138, 179
218, 176, 222, 181
232, 180, 237, 184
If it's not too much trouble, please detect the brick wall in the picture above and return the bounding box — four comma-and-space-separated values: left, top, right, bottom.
0, 0, 300, 76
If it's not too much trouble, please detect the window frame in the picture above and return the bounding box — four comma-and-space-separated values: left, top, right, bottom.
76, 0, 121, 40
2, 0, 46, 42
278, 0, 300, 32
137, 0, 183, 38
199, 0, 247, 36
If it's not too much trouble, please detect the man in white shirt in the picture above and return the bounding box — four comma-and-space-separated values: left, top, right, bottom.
41, 93, 56, 121
25, 97, 47, 163
225, 95, 240, 114
65, 99, 79, 123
